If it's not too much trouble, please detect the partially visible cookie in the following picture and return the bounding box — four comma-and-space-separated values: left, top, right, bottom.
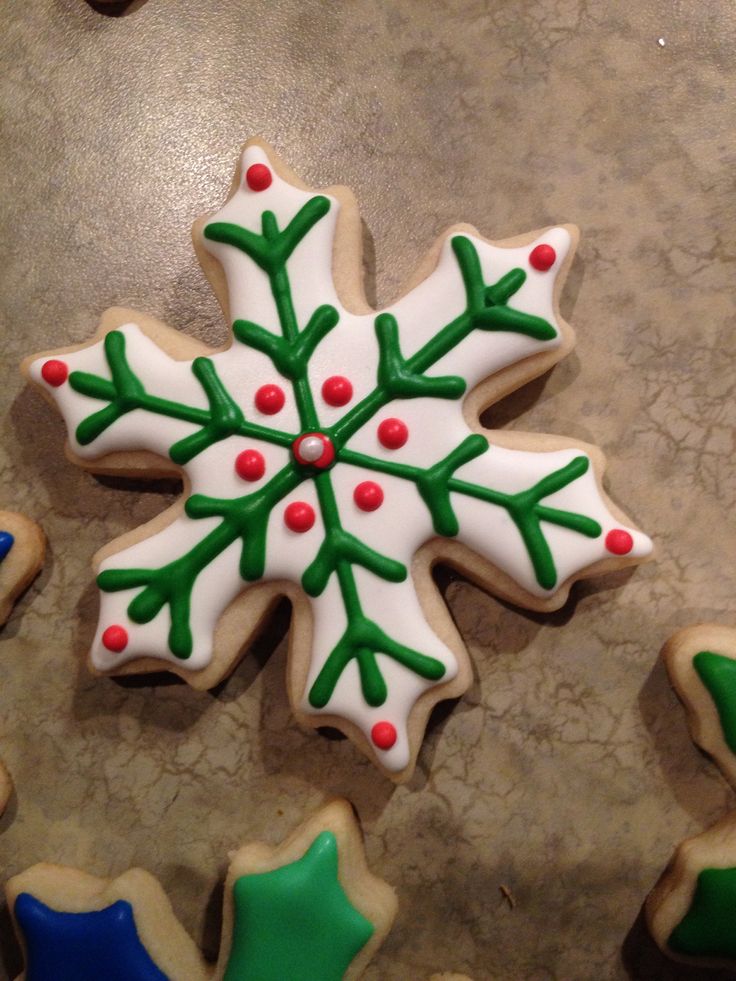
6, 798, 469, 979
0, 510, 44, 625
663, 624, 736, 786
646, 810, 736, 967
0, 758, 12, 816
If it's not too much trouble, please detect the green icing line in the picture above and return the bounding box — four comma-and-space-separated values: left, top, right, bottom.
224, 831, 374, 981
306, 471, 445, 708
693, 650, 736, 754
331, 235, 557, 446
337, 446, 601, 590
669, 866, 736, 959
69, 332, 294, 452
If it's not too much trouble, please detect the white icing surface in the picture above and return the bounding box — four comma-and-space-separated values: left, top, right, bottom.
31, 143, 653, 772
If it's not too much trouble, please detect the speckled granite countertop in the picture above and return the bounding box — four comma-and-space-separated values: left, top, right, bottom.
1, 2, 735, 978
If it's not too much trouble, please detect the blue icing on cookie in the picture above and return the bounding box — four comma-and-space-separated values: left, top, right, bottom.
0, 531, 14, 563
15, 894, 169, 981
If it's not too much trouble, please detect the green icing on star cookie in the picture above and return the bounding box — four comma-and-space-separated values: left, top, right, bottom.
224, 831, 374, 981
669, 866, 736, 959
693, 650, 736, 754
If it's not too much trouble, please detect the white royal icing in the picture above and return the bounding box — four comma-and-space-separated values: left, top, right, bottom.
30, 144, 653, 773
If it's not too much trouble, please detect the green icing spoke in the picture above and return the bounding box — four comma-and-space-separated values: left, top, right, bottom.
234, 304, 339, 381
448, 455, 602, 589
206, 199, 336, 431
97, 520, 239, 659
186, 463, 303, 581
309, 608, 446, 709
693, 651, 736, 755
70, 330, 294, 455
304, 471, 443, 708
205, 196, 331, 278
71, 331, 149, 444
332, 235, 556, 445
169, 358, 245, 464
668, 866, 736, 959
338, 444, 602, 590
224, 831, 374, 981
452, 237, 556, 339
98, 464, 303, 657
303, 472, 406, 598
414, 434, 490, 536
374, 312, 466, 401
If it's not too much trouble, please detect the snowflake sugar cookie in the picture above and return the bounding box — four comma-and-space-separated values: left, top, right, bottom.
6, 799, 471, 980
25, 140, 652, 778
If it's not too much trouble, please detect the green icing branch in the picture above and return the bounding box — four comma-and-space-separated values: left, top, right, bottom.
338, 445, 602, 590
69, 331, 295, 454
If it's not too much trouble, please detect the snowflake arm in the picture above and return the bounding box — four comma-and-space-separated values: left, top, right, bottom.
26, 139, 653, 777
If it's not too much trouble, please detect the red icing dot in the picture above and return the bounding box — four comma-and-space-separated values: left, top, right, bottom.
371, 721, 397, 750
102, 625, 128, 653
284, 501, 315, 533
605, 529, 634, 555
529, 243, 557, 271
245, 163, 272, 192
354, 481, 384, 512
254, 384, 285, 415
322, 375, 353, 407
235, 449, 266, 482
41, 359, 68, 387
377, 418, 408, 450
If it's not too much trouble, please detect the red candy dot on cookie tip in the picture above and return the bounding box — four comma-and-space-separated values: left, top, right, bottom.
102, 625, 128, 653
245, 163, 272, 192
284, 501, 315, 533
371, 721, 397, 750
354, 481, 384, 512
377, 418, 408, 450
41, 359, 68, 387
529, 243, 557, 271
254, 384, 285, 415
605, 528, 634, 555
235, 449, 266, 482
322, 375, 353, 407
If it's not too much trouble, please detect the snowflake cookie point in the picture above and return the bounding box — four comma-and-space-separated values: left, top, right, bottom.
25, 139, 652, 779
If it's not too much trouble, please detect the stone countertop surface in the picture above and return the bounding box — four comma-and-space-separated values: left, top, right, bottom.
1, 1, 735, 978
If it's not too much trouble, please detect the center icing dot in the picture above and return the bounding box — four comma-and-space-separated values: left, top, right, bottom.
292, 432, 335, 470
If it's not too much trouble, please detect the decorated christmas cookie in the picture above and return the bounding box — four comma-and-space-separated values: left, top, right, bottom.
646, 809, 736, 967
663, 625, 736, 787
0, 511, 44, 626
24, 139, 652, 779
6, 799, 468, 980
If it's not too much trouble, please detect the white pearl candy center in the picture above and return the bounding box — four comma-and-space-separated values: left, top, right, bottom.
299, 436, 324, 463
